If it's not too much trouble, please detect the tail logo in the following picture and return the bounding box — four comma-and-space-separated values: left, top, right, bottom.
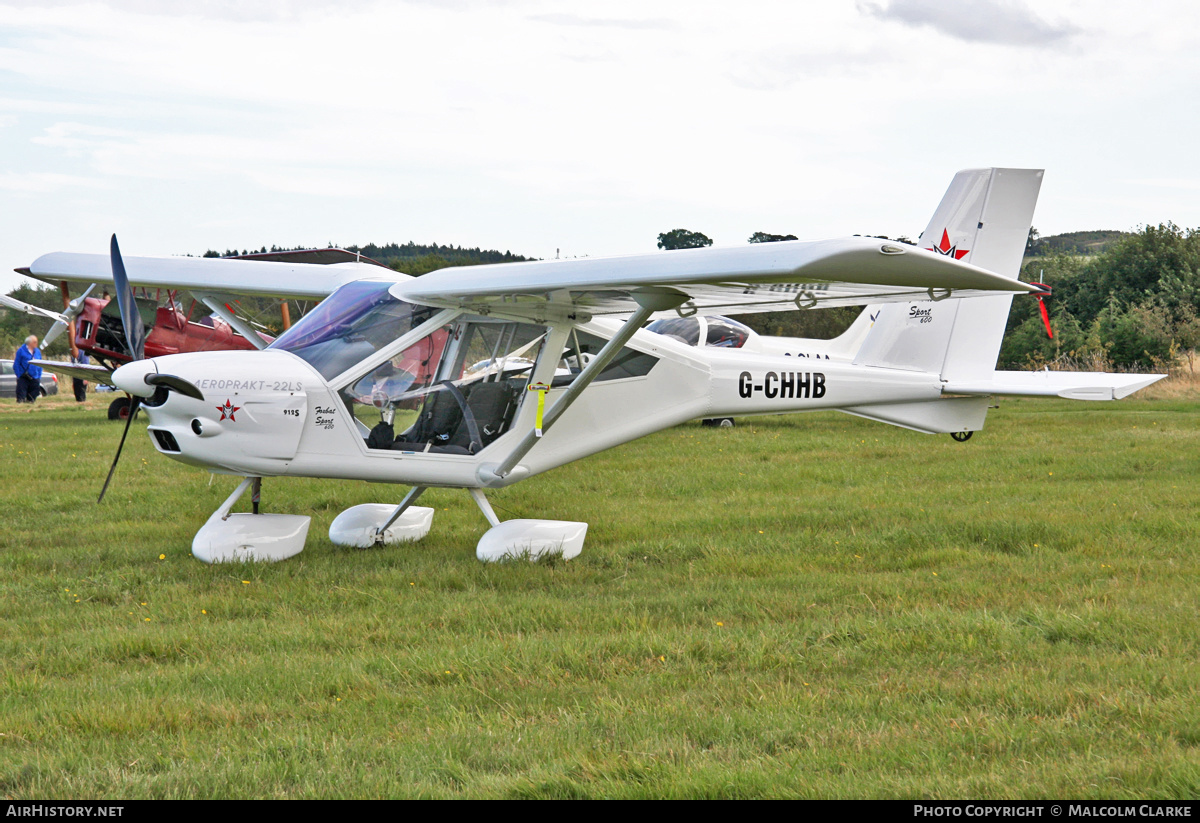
926, 229, 969, 260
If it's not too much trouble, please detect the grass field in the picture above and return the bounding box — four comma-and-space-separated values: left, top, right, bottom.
1, 387, 1197, 799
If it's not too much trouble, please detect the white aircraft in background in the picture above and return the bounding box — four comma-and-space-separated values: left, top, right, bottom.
25, 168, 1163, 564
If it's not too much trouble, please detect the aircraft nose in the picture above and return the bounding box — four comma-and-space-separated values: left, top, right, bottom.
111, 359, 158, 397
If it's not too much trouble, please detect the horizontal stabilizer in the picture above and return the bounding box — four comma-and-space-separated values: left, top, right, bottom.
944, 370, 1166, 401
840, 396, 990, 434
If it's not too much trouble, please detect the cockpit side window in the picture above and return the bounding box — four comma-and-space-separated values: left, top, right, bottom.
349, 318, 548, 455
342, 323, 453, 437
556, 330, 658, 385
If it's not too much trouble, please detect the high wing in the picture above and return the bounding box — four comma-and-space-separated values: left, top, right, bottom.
391, 236, 1042, 319
22, 236, 1037, 320
20, 253, 384, 300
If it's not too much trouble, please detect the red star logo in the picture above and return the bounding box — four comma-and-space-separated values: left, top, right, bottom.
926, 229, 970, 260
217, 399, 241, 422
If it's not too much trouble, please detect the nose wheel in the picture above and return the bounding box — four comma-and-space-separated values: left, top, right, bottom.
108, 395, 136, 421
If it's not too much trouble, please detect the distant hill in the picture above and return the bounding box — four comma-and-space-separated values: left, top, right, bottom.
1026, 230, 1130, 257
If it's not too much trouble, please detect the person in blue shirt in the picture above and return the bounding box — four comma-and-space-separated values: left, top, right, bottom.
14, 335, 43, 403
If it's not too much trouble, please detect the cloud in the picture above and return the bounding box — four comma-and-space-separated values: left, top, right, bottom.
1126, 178, 1200, 191
0, 171, 106, 193
0, 0, 379, 23
727, 47, 892, 91
859, 0, 1080, 46
527, 12, 678, 31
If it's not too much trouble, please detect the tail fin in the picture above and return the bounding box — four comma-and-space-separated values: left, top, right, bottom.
853, 168, 1043, 380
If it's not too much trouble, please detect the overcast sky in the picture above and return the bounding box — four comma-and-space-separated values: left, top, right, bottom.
3, 0, 1200, 293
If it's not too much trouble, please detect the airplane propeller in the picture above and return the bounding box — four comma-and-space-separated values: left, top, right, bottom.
42, 284, 96, 349
98, 235, 204, 502
98, 236, 145, 503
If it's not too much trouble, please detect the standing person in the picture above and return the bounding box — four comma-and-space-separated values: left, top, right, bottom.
13, 335, 43, 404
71, 350, 89, 402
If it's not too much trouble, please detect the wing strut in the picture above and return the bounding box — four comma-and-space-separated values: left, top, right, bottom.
481, 288, 687, 484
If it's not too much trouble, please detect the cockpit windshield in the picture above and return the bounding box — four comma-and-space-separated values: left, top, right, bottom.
268, 280, 440, 380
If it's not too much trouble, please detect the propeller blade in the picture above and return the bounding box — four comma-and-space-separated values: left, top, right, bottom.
145, 373, 205, 401
110, 236, 146, 361
41, 318, 69, 349
97, 397, 140, 504
101, 238, 149, 504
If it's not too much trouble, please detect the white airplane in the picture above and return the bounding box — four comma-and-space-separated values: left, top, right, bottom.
24, 168, 1164, 564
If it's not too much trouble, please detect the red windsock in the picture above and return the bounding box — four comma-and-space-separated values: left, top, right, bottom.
1030, 283, 1053, 339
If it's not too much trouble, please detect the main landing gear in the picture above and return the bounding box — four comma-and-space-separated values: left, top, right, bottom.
326, 486, 586, 563
467, 488, 587, 563
951, 430, 974, 442
328, 487, 435, 549
190, 479, 588, 564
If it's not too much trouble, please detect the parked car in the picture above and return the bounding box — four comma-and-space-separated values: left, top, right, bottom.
0, 359, 59, 398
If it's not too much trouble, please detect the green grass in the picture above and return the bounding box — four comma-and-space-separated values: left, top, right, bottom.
1, 392, 1197, 798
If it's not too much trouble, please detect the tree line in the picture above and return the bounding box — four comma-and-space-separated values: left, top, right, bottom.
203, 242, 530, 277
1001, 223, 1200, 372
